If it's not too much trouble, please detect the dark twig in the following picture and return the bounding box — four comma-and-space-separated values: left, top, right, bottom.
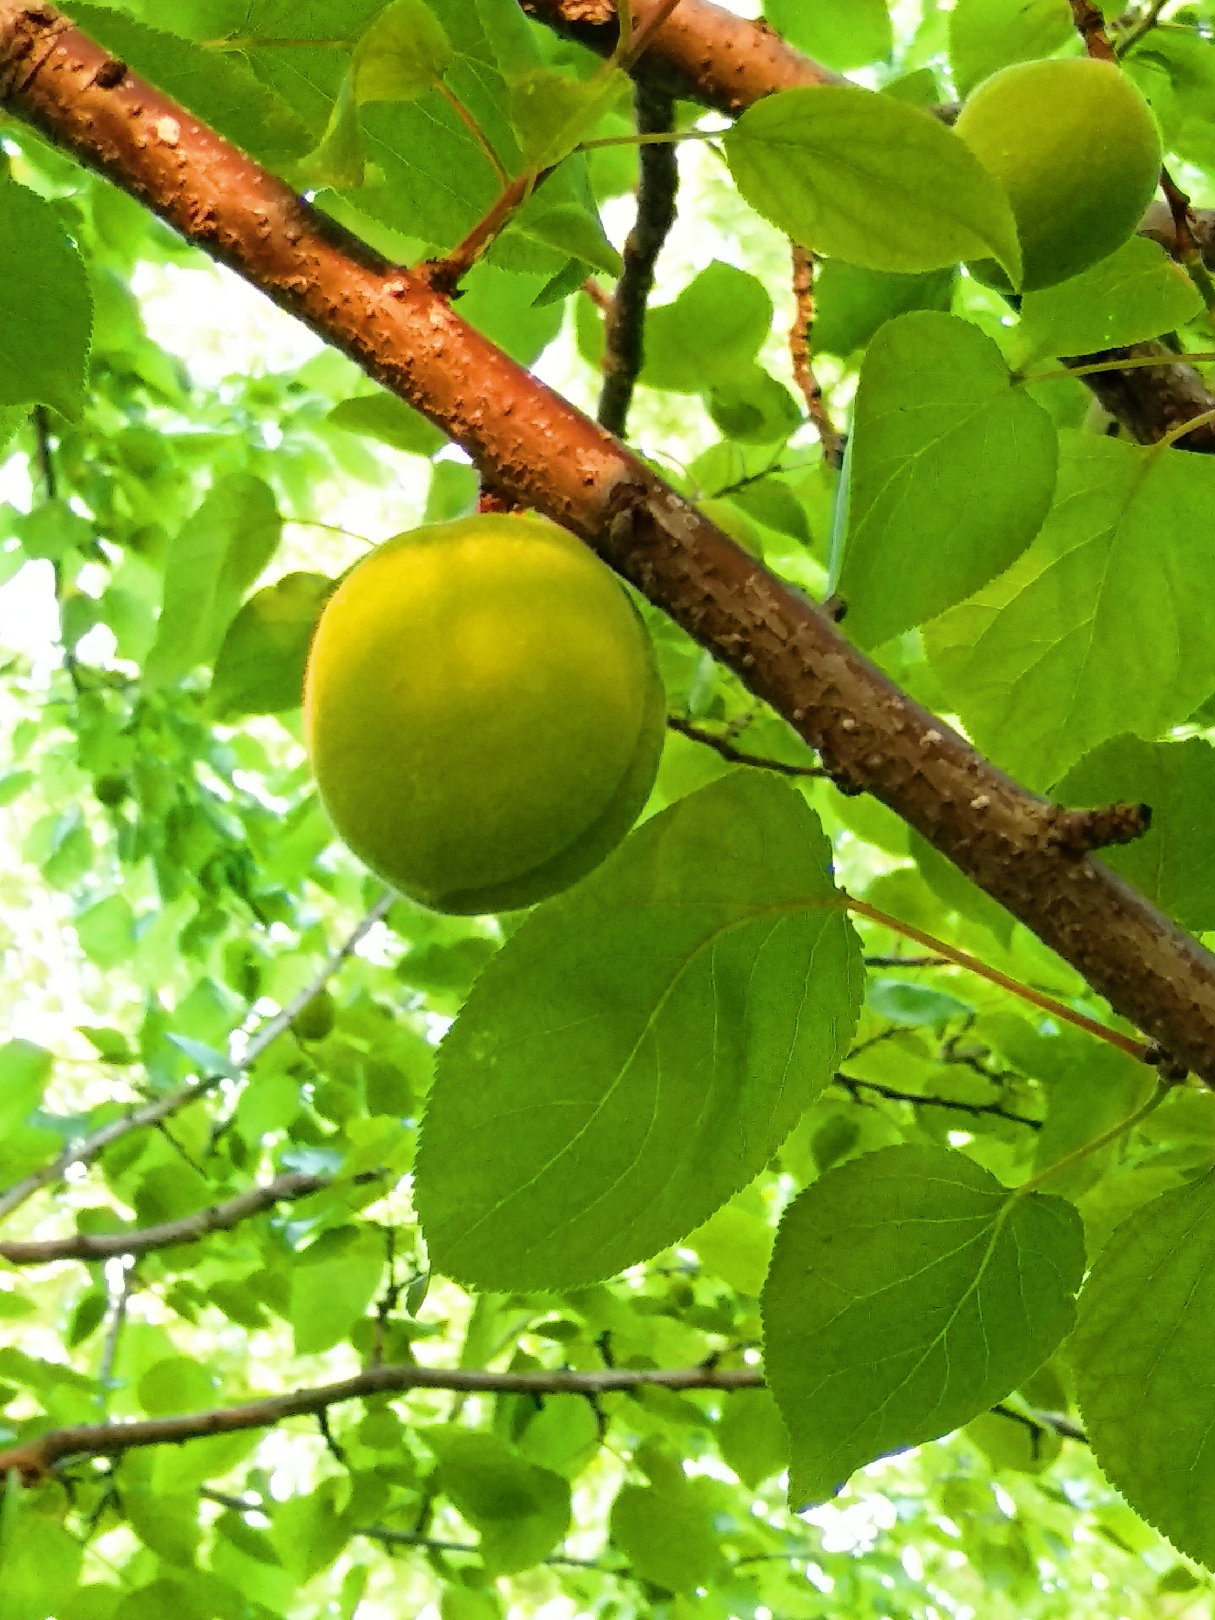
97, 1263, 135, 1411
990, 1402, 1088, 1444
0, 895, 393, 1225
598, 81, 679, 436
789, 246, 843, 469
666, 714, 826, 777
863, 955, 951, 969
0, 1362, 762, 1482
832, 1072, 1043, 1130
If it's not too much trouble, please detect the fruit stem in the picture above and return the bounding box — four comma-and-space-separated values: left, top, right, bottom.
845, 896, 1151, 1061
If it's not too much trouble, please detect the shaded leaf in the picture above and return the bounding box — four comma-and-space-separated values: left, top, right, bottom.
925, 432, 1215, 789
1014, 237, 1202, 368
1055, 735, 1215, 932
144, 474, 282, 686
836, 312, 1057, 647
763, 1144, 1084, 1506
948, 0, 1074, 99
764, 0, 893, 70
289, 1225, 384, 1354
1074, 1171, 1215, 1569
416, 772, 863, 1290
353, 0, 454, 102
211, 572, 335, 717
0, 181, 91, 419
327, 392, 447, 456
724, 87, 1021, 281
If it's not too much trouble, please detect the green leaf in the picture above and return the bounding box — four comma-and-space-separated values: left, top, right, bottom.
431, 1430, 571, 1575
0, 406, 26, 460
0, 181, 92, 419
272, 1485, 351, 1582
137, 1356, 216, 1416
836, 312, 1057, 647
610, 1459, 723, 1591
289, 1225, 384, 1354
59, 4, 313, 165
353, 0, 454, 102
1073, 1170, 1215, 1569
1014, 237, 1203, 368
0, 1041, 53, 1136
948, 0, 1074, 100
144, 474, 282, 686
724, 87, 1022, 282
1055, 736, 1215, 932
717, 1387, 790, 1488
327, 392, 447, 457
764, 0, 893, 70
812, 261, 956, 358
687, 1201, 774, 1295
640, 261, 774, 394
75, 894, 136, 969
705, 365, 802, 446
507, 67, 625, 169
210, 572, 335, 717
763, 1144, 1085, 1506
924, 432, 1215, 789
866, 978, 973, 1027
0, 1506, 84, 1620
298, 71, 367, 190
415, 772, 863, 1290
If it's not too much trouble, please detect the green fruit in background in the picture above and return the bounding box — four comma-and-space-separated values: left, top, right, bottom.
291, 988, 336, 1042
303, 514, 666, 915
955, 58, 1161, 292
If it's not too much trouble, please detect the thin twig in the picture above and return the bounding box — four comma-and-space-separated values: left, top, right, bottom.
97, 1263, 136, 1412
667, 714, 826, 777
990, 1402, 1088, 1445
863, 955, 950, 968
598, 81, 680, 437
832, 1072, 1042, 1130
1116, 0, 1171, 56
0, 1363, 762, 1481
0, 895, 392, 1225
789, 246, 842, 469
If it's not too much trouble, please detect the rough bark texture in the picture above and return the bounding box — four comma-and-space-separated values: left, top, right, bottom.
5, 4, 1215, 1078
521, 0, 844, 112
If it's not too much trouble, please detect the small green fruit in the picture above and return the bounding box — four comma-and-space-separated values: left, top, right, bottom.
303, 514, 666, 914
291, 989, 336, 1043
955, 58, 1161, 292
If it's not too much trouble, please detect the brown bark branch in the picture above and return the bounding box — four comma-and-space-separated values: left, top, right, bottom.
789, 245, 843, 469
597, 79, 679, 436
0, 894, 391, 1224
1069, 0, 1118, 58
520, 0, 844, 115
4, 10, 1215, 1081
0, 1170, 338, 1263
0, 1363, 761, 1482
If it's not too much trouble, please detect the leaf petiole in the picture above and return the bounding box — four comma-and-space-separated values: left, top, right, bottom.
1010, 1079, 1172, 1199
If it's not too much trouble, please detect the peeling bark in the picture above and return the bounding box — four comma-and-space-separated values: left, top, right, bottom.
4, 4, 1215, 1078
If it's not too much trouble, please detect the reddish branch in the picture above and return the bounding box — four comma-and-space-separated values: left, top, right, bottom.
520, 0, 844, 114
0, 1171, 336, 1263
0, 1362, 762, 1482
1069, 0, 1118, 59
789, 245, 843, 469
597, 79, 679, 437
4, 10, 1215, 1080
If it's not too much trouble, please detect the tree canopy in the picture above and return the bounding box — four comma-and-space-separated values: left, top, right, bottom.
1, 0, 1215, 1616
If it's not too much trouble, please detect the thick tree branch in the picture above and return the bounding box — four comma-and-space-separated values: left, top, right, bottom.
0, 894, 391, 1224
0, 1170, 340, 1263
0, 1363, 761, 1482
520, 0, 844, 114
597, 79, 679, 436
5, 12, 1215, 1081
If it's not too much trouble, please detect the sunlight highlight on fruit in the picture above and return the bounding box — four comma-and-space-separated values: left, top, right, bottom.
303, 514, 666, 914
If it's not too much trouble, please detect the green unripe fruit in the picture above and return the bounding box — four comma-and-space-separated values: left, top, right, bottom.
291, 989, 336, 1043
303, 514, 666, 915
955, 58, 1161, 292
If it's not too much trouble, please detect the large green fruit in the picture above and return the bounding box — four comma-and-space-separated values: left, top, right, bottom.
955, 58, 1161, 292
303, 514, 666, 915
